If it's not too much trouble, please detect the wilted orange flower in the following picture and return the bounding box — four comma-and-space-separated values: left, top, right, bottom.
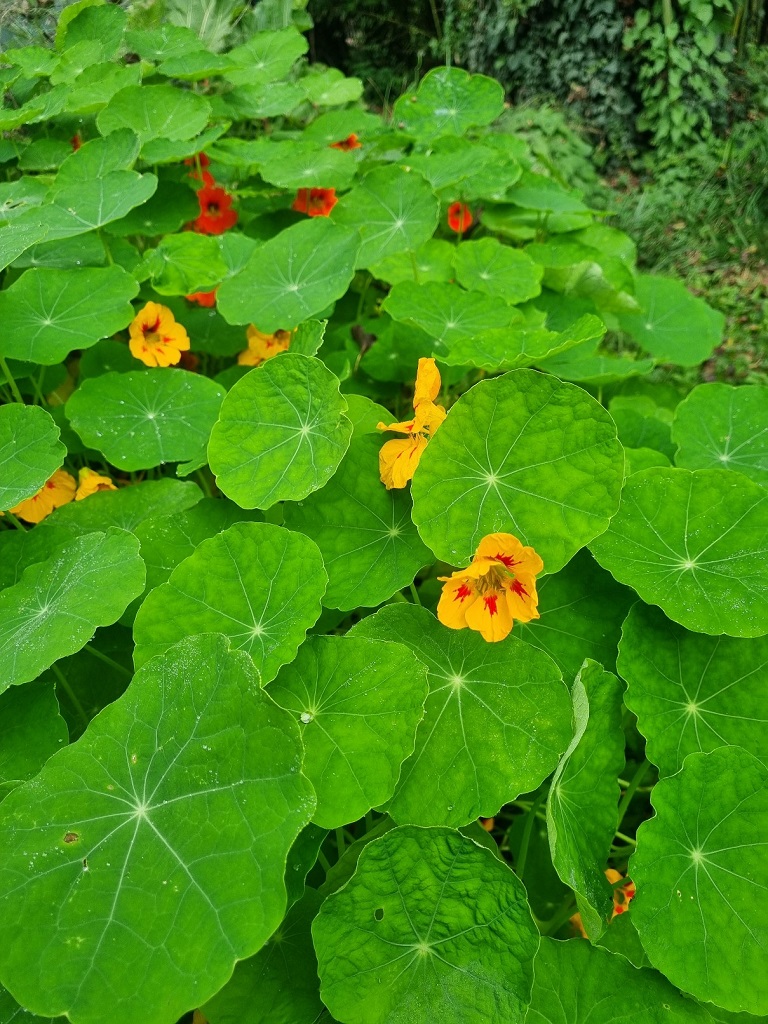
331, 134, 361, 151
193, 180, 238, 235
129, 302, 190, 368
437, 533, 542, 643
447, 202, 473, 233
9, 468, 76, 523
377, 357, 445, 489
186, 288, 217, 307
571, 870, 636, 938
75, 468, 117, 501
238, 325, 292, 367
292, 187, 338, 217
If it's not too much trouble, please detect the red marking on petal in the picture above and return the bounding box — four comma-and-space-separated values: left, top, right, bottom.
510, 579, 529, 598
454, 583, 473, 603
484, 594, 498, 616
494, 552, 519, 569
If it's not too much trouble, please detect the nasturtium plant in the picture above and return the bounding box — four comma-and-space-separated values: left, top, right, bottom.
0, 8, 761, 1023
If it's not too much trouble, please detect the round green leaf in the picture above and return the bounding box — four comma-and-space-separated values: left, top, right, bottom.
630, 746, 768, 1014
209, 354, 352, 510
106, 180, 198, 237
350, 604, 570, 827
369, 238, 454, 286
672, 383, 768, 486
0, 219, 50, 272
97, 84, 211, 143
626, 447, 671, 474
331, 166, 439, 270
547, 661, 626, 939
453, 238, 542, 304
1, 984, 64, 1023
589, 467, 768, 638
0, 528, 145, 692
515, 549, 633, 680
202, 888, 325, 1024
538, 344, 655, 386
528, 937, 712, 1024
283, 435, 432, 610
412, 369, 624, 572
313, 825, 539, 1024
226, 26, 308, 87
124, 24, 202, 62
268, 635, 428, 828
55, 129, 139, 184
382, 280, 519, 349
40, 478, 202, 537
140, 233, 228, 296
507, 172, 590, 215
255, 140, 356, 190
27, 170, 158, 241
0, 405, 65, 511
133, 522, 327, 682
67, 369, 225, 471
617, 275, 724, 366
0, 634, 315, 1024
0, 681, 67, 798
393, 66, 505, 138
0, 266, 138, 365
217, 219, 359, 332
618, 602, 768, 776
0, 524, 71, 591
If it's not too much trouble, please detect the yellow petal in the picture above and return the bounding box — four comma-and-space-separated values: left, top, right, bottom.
504, 573, 540, 624
376, 415, 418, 435
465, 588, 513, 642
378, 435, 427, 489
412, 400, 446, 435
413, 357, 441, 406
436, 576, 478, 630
9, 468, 76, 523
75, 468, 117, 501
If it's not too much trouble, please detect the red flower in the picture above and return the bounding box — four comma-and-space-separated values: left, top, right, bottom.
186, 289, 217, 307
447, 202, 473, 233
193, 181, 238, 235
185, 152, 211, 181
330, 134, 361, 151
71, 133, 81, 152
292, 187, 338, 218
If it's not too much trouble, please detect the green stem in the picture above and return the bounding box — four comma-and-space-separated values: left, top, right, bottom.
3, 510, 26, 530
516, 790, 546, 879
98, 229, 114, 266
195, 469, 213, 498
616, 758, 651, 830
335, 827, 346, 859
317, 848, 332, 873
542, 896, 577, 937
409, 582, 422, 606
388, 591, 409, 604
614, 831, 637, 847
83, 643, 133, 680
409, 249, 420, 284
52, 663, 89, 731
0, 357, 24, 403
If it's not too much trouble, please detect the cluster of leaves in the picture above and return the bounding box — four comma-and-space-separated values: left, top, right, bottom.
1, 5, 767, 1024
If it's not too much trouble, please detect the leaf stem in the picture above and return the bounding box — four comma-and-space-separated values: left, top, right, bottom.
335, 827, 346, 859
83, 643, 133, 680
516, 789, 546, 879
0, 357, 24, 403
52, 662, 89, 731
3, 510, 26, 530
616, 758, 651, 830
408, 582, 422, 606
542, 896, 577, 937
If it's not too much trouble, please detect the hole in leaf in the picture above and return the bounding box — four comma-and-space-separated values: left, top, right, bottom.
374, 908, 384, 921
63, 832, 79, 844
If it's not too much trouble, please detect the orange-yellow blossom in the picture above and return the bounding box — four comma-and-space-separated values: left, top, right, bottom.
8, 468, 76, 523
75, 468, 117, 501
437, 532, 543, 642
237, 325, 292, 367
377, 358, 445, 489
571, 869, 636, 938
129, 302, 190, 368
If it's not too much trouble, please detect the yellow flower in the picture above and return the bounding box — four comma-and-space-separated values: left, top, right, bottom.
237, 325, 292, 367
75, 468, 117, 501
9, 468, 76, 524
437, 532, 543, 643
571, 869, 636, 938
129, 302, 190, 368
377, 358, 446, 489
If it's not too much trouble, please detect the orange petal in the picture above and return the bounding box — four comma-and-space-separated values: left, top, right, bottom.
413, 357, 441, 406
437, 576, 479, 630
465, 588, 513, 642
504, 573, 540, 624
378, 435, 427, 489
377, 415, 418, 435
412, 400, 446, 435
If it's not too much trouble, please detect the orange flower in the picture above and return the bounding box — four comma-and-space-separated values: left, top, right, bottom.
75, 468, 117, 501
193, 180, 238, 235
377, 358, 445, 489
9, 468, 76, 524
186, 288, 217, 307
447, 202, 473, 233
129, 302, 190, 368
571, 870, 636, 938
331, 134, 362, 151
238, 325, 292, 367
292, 187, 338, 217
437, 533, 542, 643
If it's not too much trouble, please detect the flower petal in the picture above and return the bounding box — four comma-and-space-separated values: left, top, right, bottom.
378, 435, 427, 489
413, 357, 441, 406
465, 587, 513, 642
436, 576, 478, 630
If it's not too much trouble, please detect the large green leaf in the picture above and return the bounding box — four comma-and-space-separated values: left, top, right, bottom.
226, 26, 308, 86
507, 172, 590, 215
672, 383, 768, 486
208, 354, 352, 509
0, 634, 314, 1024
0, 218, 49, 272
589, 467, 768, 638
96, 84, 211, 143
392, 66, 505, 138
133, 522, 327, 682
0, 529, 145, 692
617, 602, 768, 776
139, 234, 228, 296
254, 140, 356, 191
313, 825, 539, 1023
0, 984, 63, 1023
106, 180, 198, 237
0, 682, 67, 799
202, 888, 325, 1024
412, 369, 624, 572
527, 937, 712, 1024
67, 370, 225, 471
217, 219, 359, 332
369, 238, 454, 286
546, 660, 626, 939
630, 746, 768, 1014
453, 238, 542, 304
268, 635, 428, 828
350, 604, 570, 827
616, 275, 723, 366
0, 266, 138, 365
0, 405, 65, 511
382, 280, 519, 349
0, 525, 71, 591
40, 479, 202, 536
331, 166, 439, 270
283, 435, 433, 610
515, 550, 633, 679
55, 129, 140, 184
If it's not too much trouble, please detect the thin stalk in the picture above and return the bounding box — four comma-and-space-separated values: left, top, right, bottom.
516, 790, 546, 879
98, 229, 114, 266
195, 469, 212, 498
616, 758, 651, 830
409, 582, 422, 606
3, 511, 26, 530
83, 644, 133, 680
335, 827, 346, 858
542, 897, 576, 937
0, 357, 24, 403
409, 249, 421, 284
52, 663, 89, 731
